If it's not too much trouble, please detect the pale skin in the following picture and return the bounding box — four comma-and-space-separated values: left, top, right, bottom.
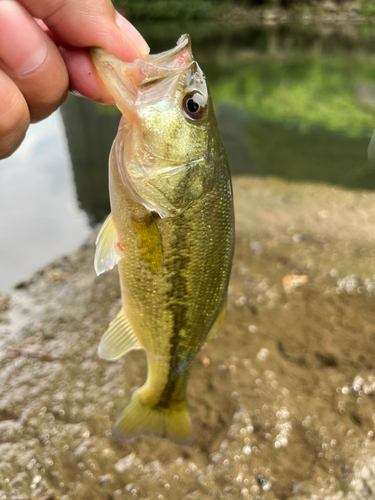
0, 0, 149, 159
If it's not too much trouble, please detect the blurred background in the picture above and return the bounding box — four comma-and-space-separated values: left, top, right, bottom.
1, 0, 375, 289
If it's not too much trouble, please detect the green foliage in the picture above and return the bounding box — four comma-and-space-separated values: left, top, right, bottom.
113, 0, 218, 20
210, 54, 375, 137
113, 0, 365, 20
362, 1, 375, 16
208, 46, 375, 188
238, 0, 309, 5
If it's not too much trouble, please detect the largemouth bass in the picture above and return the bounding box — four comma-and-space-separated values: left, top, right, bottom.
91, 35, 234, 445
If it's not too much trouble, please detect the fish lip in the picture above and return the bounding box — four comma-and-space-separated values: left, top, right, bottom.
90, 35, 195, 111
147, 33, 191, 66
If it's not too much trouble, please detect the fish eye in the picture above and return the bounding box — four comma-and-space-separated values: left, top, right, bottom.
182, 92, 207, 121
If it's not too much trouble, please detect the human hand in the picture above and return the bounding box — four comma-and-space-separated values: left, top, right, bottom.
0, 0, 149, 159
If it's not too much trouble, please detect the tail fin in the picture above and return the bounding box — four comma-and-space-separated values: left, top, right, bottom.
112, 388, 193, 446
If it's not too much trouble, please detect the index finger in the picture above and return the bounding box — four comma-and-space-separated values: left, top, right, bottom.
17, 0, 149, 61
26, 0, 149, 102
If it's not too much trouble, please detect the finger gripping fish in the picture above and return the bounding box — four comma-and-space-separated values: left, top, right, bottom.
91, 35, 234, 445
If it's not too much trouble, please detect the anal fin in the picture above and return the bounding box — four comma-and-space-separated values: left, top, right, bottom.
99, 309, 142, 360
205, 299, 227, 345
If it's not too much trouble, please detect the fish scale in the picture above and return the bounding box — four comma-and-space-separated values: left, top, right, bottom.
91, 34, 234, 444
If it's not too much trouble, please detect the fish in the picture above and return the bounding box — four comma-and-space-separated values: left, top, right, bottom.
91, 34, 234, 445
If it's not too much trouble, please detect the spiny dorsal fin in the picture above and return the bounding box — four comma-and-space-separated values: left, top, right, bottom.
99, 309, 142, 360
132, 214, 163, 273
95, 214, 119, 276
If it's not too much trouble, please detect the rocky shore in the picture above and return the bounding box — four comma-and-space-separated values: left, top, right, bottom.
1, 176, 375, 499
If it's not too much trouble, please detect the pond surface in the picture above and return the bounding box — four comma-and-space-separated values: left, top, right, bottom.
1, 21, 375, 290
0, 114, 90, 290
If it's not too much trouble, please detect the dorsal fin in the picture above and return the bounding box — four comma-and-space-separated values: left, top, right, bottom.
99, 309, 142, 360
95, 214, 119, 276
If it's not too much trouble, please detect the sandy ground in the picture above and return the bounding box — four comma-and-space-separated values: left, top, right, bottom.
1, 176, 375, 500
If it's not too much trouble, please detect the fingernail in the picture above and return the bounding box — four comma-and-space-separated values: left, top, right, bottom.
0, 1, 47, 74
115, 12, 149, 59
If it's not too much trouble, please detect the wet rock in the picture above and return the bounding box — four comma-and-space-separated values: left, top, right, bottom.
282, 274, 309, 292
0, 420, 23, 443
1, 177, 375, 499
0, 292, 10, 312
98, 473, 114, 486
114, 453, 141, 473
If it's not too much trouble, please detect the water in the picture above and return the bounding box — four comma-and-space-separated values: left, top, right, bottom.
0, 114, 90, 290
1, 22, 375, 290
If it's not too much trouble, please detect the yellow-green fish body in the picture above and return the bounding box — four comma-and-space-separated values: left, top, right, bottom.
92, 35, 234, 445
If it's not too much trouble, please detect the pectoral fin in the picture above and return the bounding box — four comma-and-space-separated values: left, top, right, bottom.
95, 214, 120, 276
132, 214, 163, 273
99, 309, 142, 360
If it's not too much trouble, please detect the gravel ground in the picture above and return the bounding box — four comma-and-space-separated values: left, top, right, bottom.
1, 176, 375, 500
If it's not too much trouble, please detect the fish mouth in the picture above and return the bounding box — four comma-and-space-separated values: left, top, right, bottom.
90, 34, 194, 115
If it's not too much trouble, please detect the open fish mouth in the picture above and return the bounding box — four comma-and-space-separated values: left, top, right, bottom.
90, 34, 194, 115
